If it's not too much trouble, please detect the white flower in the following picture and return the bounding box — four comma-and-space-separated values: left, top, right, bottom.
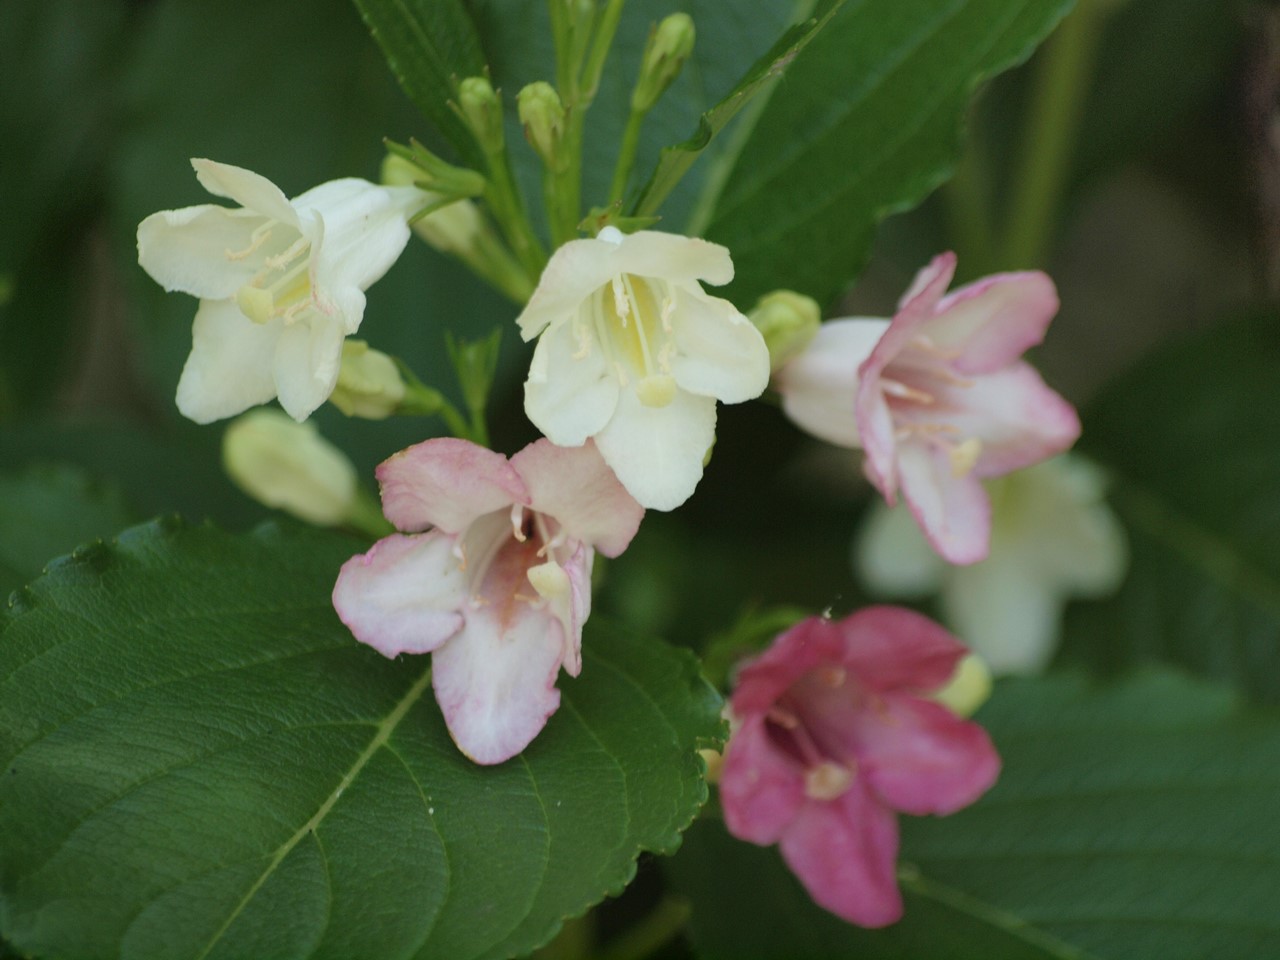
518, 227, 770, 510
137, 159, 422, 423
854, 455, 1128, 674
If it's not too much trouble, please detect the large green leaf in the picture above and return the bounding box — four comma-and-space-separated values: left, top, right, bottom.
671, 670, 1280, 959
699, 0, 1074, 307
1066, 315, 1280, 703
0, 519, 721, 960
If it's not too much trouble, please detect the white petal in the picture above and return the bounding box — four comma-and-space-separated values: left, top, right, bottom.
175, 299, 280, 423
273, 317, 345, 421
613, 231, 735, 287
670, 288, 769, 403
191, 159, 299, 227
332, 533, 468, 658
303, 181, 418, 295
516, 236, 633, 340
896, 442, 991, 565
853, 500, 946, 597
776, 319, 889, 448
524, 318, 620, 446
432, 601, 566, 765
594, 387, 716, 511
137, 205, 267, 299
943, 558, 1061, 675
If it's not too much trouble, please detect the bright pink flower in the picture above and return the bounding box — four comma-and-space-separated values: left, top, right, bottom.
332, 437, 643, 765
720, 607, 1000, 927
775, 253, 1080, 564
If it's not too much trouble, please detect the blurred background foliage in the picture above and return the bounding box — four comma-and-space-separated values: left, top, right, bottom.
0, 0, 1270, 689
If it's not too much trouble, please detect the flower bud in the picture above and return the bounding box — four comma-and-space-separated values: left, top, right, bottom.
930, 653, 992, 718
631, 13, 695, 113
223, 410, 357, 526
457, 76, 505, 156
748, 290, 821, 371
330, 340, 406, 419
517, 82, 567, 171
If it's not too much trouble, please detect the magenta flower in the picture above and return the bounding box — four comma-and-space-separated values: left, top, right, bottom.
775, 253, 1080, 564
332, 437, 643, 765
719, 607, 1000, 927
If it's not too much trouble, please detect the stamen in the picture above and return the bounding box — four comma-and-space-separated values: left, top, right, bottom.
804, 761, 855, 801
264, 236, 310, 272
766, 706, 799, 729
611, 276, 631, 325
660, 296, 675, 333
452, 540, 468, 571
469, 594, 491, 608
948, 437, 983, 478
224, 223, 274, 261
910, 334, 962, 360
881, 378, 935, 404
816, 665, 846, 688
510, 504, 527, 542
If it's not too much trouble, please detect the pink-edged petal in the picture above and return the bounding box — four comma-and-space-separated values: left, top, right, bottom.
431, 600, 566, 765
859, 391, 899, 499
895, 252, 957, 313
778, 779, 903, 927
856, 692, 1000, 816
524, 316, 621, 447
720, 714, 807, 845
593, 387, 716, 511
927, 271, 1058, 375
191, 158, 298, 227
897, 442, 992, 565
137, 205, 267, 300
549, 544, 593, 676
377, 438, 527, 535
511, 439, 643, 557
175, 299, 279, 424
776, 319, 889, 449
834, 606, 969, 694
332, 532, 468, 658
859, 253, 956, 391
273, 316, 345, 422
731, 618, 847, 716
669, 288, 769, 403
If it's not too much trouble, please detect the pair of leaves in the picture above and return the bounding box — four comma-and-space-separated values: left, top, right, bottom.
671, 670, 1280, 959
0, 520, 721, 960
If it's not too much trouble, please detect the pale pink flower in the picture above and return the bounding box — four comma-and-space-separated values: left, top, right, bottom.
332, 437, 643, 765
720, 607, 1000, 927
775, 253, 1080, 564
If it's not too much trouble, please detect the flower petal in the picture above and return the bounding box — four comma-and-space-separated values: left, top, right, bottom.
897, 442, 992, 564
516, 234, 633, 341
927, 271, 1059, 375
669, 288, 769, 403
377, 438, 528, 534
943, 557, 1062, 675
273, 316, 345, 422
835, 605, 969, 694
776, 319, 889, 448
524, 316, 621, 447
854, 500, 947, 598
431, 599, 566, 765
593, 386, 716, 511
895, 251, 957, 313
510, 439, 643, 558
332, 532, 467, 658
856, 692, 1000, 816
721, 714, 807, 845
301, 180, 419, 295
614, 230, 735, 287
137, 205, 267, 300
777, 779, 903, 927
191, 158, 298, 227
175, 299, 280, 423
731, 618, 847, 717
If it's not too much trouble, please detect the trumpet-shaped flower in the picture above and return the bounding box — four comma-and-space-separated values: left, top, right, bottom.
720, 608, 1000, 927
137, 158, 422, 423
856, 455, 1128, 674
332, 438, 643, 765
775, 253, 1080, 564
518, 227, 770, 511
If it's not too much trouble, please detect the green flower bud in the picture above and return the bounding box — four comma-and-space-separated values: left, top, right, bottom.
330, 340, 407, 419
457, 76, 505, 156
930, 653, 993, 718
223, 410, 357, 526
748, 290, 821, 371
631, 13, 695, 113
517, 82, 567, 171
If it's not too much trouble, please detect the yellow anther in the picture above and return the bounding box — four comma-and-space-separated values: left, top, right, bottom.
236, 285, 275, 324
804, 761, 855, 801
948, 437, 983, 477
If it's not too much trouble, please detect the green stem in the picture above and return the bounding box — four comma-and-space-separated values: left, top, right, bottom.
484, 155, 547, 278
345, 486, 394, 539
608, 107, 647, 206
599, 897, 692, 960
999, 0, 1110, 269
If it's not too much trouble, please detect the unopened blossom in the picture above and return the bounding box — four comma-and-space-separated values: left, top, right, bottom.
518, 227, 770, 511
857, 455, 1128, 674
138, 158, 422, 423
720, 608, 1000, 927
775, 253, 1080, 564
332, 438, 643, 765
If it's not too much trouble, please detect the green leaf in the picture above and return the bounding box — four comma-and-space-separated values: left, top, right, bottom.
0, 463, 136, 597
1066, 315, 1280, 703
348, 0, 487, 163
700, 0, 1074, 307
630, 0, 846, 219
0, 519, 721, 960
671, 670, 1280, 959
